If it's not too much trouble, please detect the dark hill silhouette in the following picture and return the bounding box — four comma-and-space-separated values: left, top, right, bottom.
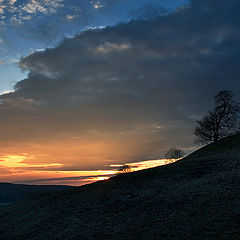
0, 134, 240, 240
0, 183, 73, 205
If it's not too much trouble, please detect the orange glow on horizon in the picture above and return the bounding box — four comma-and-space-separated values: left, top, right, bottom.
0, 153, 180, 185
0, 154, 63, 168
83, 176, 110, 181
127, 158, 179, 171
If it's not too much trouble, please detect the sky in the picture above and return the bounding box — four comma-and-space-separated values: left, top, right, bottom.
0, 0, 240, 185
0, 0, 183, 92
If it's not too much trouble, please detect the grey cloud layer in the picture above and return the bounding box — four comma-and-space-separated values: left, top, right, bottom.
1, 0, 240, 162
0, 0, 182, 72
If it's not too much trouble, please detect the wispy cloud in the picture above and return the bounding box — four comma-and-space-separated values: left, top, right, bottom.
0, 0, 64, 25
91, 1, 104, 9
20, 0, 63, 14
95, 42, 130, 54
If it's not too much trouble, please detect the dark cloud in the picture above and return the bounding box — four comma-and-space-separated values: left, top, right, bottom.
1, 0, 240, 167
128, 4, 170, 20
0, 0, 182, 53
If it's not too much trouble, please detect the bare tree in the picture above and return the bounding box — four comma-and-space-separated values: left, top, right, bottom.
165, 148, 185, 163
194, 90, 240, 144
118, 165, 132, 173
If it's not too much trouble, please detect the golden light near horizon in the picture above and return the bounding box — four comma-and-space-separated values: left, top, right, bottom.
0, 134, 172, 185
0, 155, 63, 168
112, 158, 180, 173
0, 152, 181, 185
85, 176, 110, 181
0, 153, 118, 185
127, 159, 169, 171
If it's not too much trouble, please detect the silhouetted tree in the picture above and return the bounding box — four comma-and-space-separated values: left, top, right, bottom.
165, 148, 185, 162
118, 165, 131, 173
194, 90, 240, 144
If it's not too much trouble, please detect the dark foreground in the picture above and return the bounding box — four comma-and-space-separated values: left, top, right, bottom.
0, 134, 240, 240
0, 183, 72, 205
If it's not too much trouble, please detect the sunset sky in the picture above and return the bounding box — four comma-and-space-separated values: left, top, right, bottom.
0, 0, 240, 185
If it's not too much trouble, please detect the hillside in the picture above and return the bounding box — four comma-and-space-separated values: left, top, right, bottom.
0, 134, 240, 240
0, 183, 73, 205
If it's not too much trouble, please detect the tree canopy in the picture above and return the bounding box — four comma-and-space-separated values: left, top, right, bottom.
194, 90, 240, 144
165, 148, 185, 160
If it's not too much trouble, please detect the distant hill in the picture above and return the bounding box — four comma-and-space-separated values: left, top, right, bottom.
0, 183, 73, 205
0, 134, 240, 240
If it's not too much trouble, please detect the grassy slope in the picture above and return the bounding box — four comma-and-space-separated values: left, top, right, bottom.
0, 134, 240, 240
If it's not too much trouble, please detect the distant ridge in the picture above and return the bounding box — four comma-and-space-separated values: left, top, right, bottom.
0, 134, 240, 240
0, 182, 73, 205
